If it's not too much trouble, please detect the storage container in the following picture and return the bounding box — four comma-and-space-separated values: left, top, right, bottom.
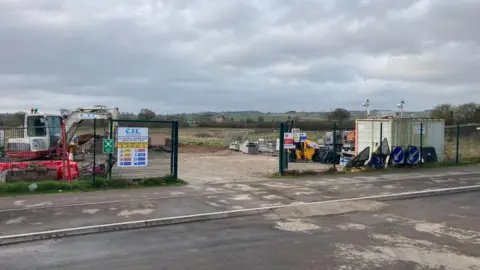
355, 118, 445, 161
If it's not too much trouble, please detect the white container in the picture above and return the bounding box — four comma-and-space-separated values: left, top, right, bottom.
0, 130, 4, 148
355, 118, 445, 161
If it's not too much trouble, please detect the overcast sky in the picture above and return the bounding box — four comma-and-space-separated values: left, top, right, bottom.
1, 0, 479, 114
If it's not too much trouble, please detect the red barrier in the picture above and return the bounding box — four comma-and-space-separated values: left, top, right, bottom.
0, 161, 79, 181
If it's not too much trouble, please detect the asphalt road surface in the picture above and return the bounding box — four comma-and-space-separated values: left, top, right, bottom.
1, 192, 479, 270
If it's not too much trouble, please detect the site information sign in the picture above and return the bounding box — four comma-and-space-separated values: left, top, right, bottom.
284, 133, 295, 149
117, 127, 149, 167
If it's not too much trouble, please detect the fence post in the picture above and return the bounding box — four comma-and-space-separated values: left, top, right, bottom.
170, 121, 175, 176
173, 121, 179, 179
284, 123, 288, 170
279, 123, 285, 175
456, 123, 460, 164
419, 122, 423, 164
379, 122, 383, 166
333, 122, 337, 170
92, 118, 96, 184
107, 120, 113, 181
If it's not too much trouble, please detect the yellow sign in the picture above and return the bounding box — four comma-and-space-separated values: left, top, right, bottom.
118, 142, 148, 148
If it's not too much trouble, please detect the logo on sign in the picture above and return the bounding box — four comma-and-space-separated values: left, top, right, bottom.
125, 128, 140, 134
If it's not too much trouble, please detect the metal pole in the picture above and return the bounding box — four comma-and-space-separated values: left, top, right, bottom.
93, 118, 96, 184
107, 120, 113, 181
170, 121, 174, 176
279, 123, 285, 175
419, 123, 423, 164
456, 123, 460, 164
379, 122, 383, 166
173, 121, 179, 179
333, 122, 337, 169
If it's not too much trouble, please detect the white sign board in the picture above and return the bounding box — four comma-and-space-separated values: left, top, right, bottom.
117, 127, 149, 167
293, 133, 300, 143
413, 125, 425, 135
284, 133, 295, 149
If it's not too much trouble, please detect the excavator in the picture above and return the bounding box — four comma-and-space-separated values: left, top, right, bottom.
5, 106, 120, 160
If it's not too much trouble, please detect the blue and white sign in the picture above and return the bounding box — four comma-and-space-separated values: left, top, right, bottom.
300, 132, 307, 142
370, 155, 382, 168
79, 113, 97, 119
391, 146, 405, 165
406, 146, 420, 164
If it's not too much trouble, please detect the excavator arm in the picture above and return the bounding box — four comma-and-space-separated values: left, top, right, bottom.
60, 106, 120, 145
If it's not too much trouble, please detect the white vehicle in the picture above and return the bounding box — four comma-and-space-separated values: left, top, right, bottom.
6, 106, 119, 159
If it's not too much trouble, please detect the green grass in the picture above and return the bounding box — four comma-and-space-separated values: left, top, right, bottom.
179, 137, 225, 147
0, 176, 186, 197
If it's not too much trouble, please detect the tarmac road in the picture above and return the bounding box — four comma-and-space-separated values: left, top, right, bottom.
1, 166, 480, 237
1, 192, 479, 270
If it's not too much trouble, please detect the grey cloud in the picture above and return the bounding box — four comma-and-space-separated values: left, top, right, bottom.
0, 0, 479, 114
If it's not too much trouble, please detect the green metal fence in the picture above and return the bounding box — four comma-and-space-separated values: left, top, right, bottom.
100, 119, 179, 182
445, 123, 480, 164
278, 120, 479, 175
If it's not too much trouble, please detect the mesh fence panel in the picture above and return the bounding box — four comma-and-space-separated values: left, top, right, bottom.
445, 124, 480, 162
110, 121, 176, 180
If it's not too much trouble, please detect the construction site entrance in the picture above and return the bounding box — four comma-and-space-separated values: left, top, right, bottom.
107, 119, 179, 181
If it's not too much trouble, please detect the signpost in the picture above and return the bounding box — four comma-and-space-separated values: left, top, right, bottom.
103, 139, 114, 154
117, 127, 149, 167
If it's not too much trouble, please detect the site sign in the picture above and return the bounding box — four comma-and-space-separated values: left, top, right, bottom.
103, 139, 114, 154
284, 133, 295, 149
117, 127, 149, 167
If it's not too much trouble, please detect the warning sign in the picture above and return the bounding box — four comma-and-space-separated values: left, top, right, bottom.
284, 133, 295, 149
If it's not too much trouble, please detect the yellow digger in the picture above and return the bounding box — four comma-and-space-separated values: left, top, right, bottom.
288, 139, 322, 162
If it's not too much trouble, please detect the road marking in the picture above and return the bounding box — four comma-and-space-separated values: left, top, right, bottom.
1, 185, 479, 246
0, 191, 237, 213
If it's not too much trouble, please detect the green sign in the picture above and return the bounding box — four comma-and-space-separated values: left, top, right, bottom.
103, 139, 114, 154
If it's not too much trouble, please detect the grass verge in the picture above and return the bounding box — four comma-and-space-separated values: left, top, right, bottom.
0, 176, 186, 197
268, 159, 480, 179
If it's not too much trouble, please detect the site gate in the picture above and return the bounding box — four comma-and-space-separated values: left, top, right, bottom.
105, 119, 179, 182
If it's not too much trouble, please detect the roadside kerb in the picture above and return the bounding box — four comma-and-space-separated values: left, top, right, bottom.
1, 185, 479, 246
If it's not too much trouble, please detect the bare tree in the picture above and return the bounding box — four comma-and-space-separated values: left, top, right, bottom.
331, 108, 351, 123
138, 109, 156, 120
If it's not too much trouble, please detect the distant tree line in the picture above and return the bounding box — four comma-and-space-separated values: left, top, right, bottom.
431, 103, 480, 126
117, 108, 354, 130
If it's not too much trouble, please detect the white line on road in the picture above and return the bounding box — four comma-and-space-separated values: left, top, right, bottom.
1, 184, 479, 246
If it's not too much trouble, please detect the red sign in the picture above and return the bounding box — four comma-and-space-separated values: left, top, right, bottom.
284, 133, 295, 149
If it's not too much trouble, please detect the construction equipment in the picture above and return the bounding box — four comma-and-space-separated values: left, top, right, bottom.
5, 106, 120, 160
290, 139, 321, 162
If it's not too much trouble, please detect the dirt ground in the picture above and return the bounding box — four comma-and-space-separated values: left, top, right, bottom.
178, 147, 332, 185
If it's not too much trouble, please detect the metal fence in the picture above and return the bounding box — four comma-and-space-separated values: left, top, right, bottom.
0, 115, 179, 184
106, 119, 179, 182
445, 123, 480, 163
277, 120, 477, 175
